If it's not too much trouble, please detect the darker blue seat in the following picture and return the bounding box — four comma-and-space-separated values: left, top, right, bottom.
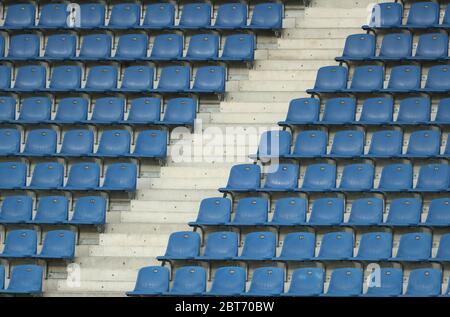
36, 230, 75, 259
424, 198, 450, 226
42, 34, 77, 60
23, 129, 57, 156
284, 268, 324, 296
157, 231, 201, 261
48, 65, 82, 91
12, 65, 46, 91
411, 33, 448, 60
95, 130, 131, 157
324, 268, 363, 297
206, 267, 246, 296
0, 66, 11, 90
354, 232, 393, 261
376, 32, 412, 61
68, 196, 106, 225
213, 3, 247, 29
79, 3, 106, 28
0, 265, 42, 295
0, 196, 33, 224
422, 65, 450, 92
59, 130, 94, 156
125, 98, 161, 124
196, 232, 238, 261
364, 2, 403, 29
329, 130, 364, 157
0, 229, 37, 258
307, 66, 348, 94
391, 232, 432, 261
38, 3, 68, 28
405, 130, 440, 157
376, 163, 413, 192
167, 266, 206, 295
336, 33, 376, 61
185, 34, 219, 60
32, 196, 68, 224
78, 34, 112, 60
107, 3, 141, 29
54, 97, 89, 123
366, 130, 403, 158
300, 163, 336, 192
308, 198, 344, 226
414, 164, 450, 192
278, 98, 320, 126
29, 162, 64, 190
396, 97, 431, 123
405, 2, 439, 28
142, 3, 175, 29
321, 97, 356, 124
384, 65, 421, 93
178, 3, 212, 29
236, 232, 276, 260
7, 34, 40, 60
150, 34, 183, 60
0, 96, 16, 122
289, 130, 327, 158
0, 162, 27, 189
81, 66, 117, 91
189, 197, 232, 227
90, 97, 125, 123
346, 65, 384, 92
276, 232, 315, 261
191, 66, 226, 93
127, 266, 169, 296
346, 197, 384, 226
157, 66, 190, 92
219, 164, 261, 193
248, 3, 283, 30
2, 4, 36, 29
317, 232, 354, 260
435, 98, 450, 124
0, 128, 20, 155
244, 267, 284, 296
260, 164, 298, 192
385, 198, 422, 226
18, 97, 52, 123
229, 197, 268, 225
64, 163, 100, 190
114, 34, 148, 60
405, 268, 442, 297
269, 197, 307, 225
131, 130, 167, 159
220, 34, 255, 61
101, 163, 137, 192
338, 164, 374, 191
364, 268, 403, 297
162, 98, 197, 126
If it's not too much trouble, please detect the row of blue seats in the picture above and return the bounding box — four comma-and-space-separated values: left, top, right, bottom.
0, 161, 137, 192
128, 266, 450, 297
189, 196, 450, 228
0, 195, 106, 225
307, 64, 450, 95
0, 64, 226, 94
0, 128, 167, 159
0, 2, 283, 31
279, 97, 450, 127
337, 32, 450, 63
0, 265, 42, 295
158, 231, 450, 263
255, 129, 450, 159
0, 33, 255, 62
219, 163, 450, 194
0, 96, 196, 127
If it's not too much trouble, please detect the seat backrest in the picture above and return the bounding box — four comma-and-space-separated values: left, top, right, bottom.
143, 3, 175, 28
0, 66, 11, 89
326, 268, 363, 296
0, 162, 26, 188
7, 265, 42, 293
30, 162, 64, 188
19, 97, 52, 122
257, 130, 292, 157
407, 1, 439, 26
407, 130, 441, 156
366, 268, 403, 296
0, 128, 20, 155
436, 233, 450, 259
192, 66, 226, 92
263, 164, 299, 190
215, 3, 247, 28
309, 197, 344, 225
396, 232, 432, 259
55, 97, 89, 122
203, 231, 238, 258
179, 3, 212, 28
387, 65, 421, 90
44, 34, 77, 59
302, 163, 336, 190
24, 129, 57, 155
4, 3, 36, 28
285, 98, 320, 123
60, 130, 94, 155
3, 229, 37, 256
127, 97, 161, 123
115, 34, 148, 60
132, 266, 169, 294
339, 163, 374, 190
341, 33, 376, 59
271, 197, 307, 225
102, 163, 137, 191
425, 65, 450, 91
163, 97, 196, 124
38, 3, 68, 27
322, 97, 356, 123
194, 197, 231, 224
85, 66, 118, 90
151, 34, 183, 59
97, 130, 131, 156
79, 3, 106, 28
79, 34, 112, 59
71, 196, 106, 224
0, 96, 16, 121
435, 97, 450, 123
157, 66, 190, 91
250, 3, 283, 29
279, 232, 315, 259
8, 34, 40, 59
209, 267, 246, 295
330, 130, 364, 156
378, 163, 413, 190
288, 268, 324, 296
171, 266, 206, 294
416, 164, 450, 191
426, 197, 450, 225
225, 164, 261, 190
240, 231, 276, 259
233, 197, 268, 224
66, 162, 100, 189
369, 2, 403, 27
121, 66, 154, 91
350, 65, 384, 90
406, 268, 442, 296
133, 130, 167, 158
248, 267, 284, 295
91, 97, 125, 122
108, 3, 141, 28
357, 232, 393, 259
34, 196, 68, 223
14, 65, 46, 90
348, 197, 384, 225
415, 33, 448, 58
40, 230, 75, 258
0, 195, 33, 222
186, 34, 219, 60
318, 232, 354, 259
368, 130, 403, 156
360, 97, 394, 123
379, 33, 412, 58
313, 66, 348, 91
50, 65, 82, 90
292, 130, 327, 157
222, 34, 255, 60
397, 97, 431, 123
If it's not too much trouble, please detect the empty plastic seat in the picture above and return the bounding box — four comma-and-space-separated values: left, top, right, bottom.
142, 3, 175, 28
355, 232, 393, 260
189, 197, 232, 226
347, 197, 384, 225
54, 97, 88, 123
413, 33, 448, 60
168, 266, 206, 295
318, 232, 354, 260
256, 130, 292, 158
397, 97, 431, 123
220, 164, 261, 192
207, 267, 246, 296
359, 97, 394, 124
126, 98, 161, 123
321, 97, 356, 123
107, 3, 141, 28
38, 3, 68, 28
309, 198, 344, 225
162, 97, 197, 126
405, 268, 442, 296
0, 265, 42, 295
69, 196, 106, 225
116, 67, 153, 92
434, 234, 450, 261
339, 164, 375, 191
213, 3, 247, 29
366, 2, 403, 28
262, 164, 299, 191
191, 66, 226, 93
392, 232, 432, 261
115, 34, 148, 60
385, 65, 421, 92
79, 3, 106, 28
0, 96, 16, 122
367, 130, 403, 157
0, 36, 3, 57
33, 196, 68, 224
308, 66, 348, 93
435, 98, 450, 123
277, 232, 315, 261
37, 230, 75, 259
79, 34, 112, 60
151, 34, 183, 60
8, 34, 40, 59
13, 65, 46, 91
378, 32, 412, 60
245, 267, 284, 296
423, 65, 450, 92
279, 98, 320, 125
425, 198, 450, 226
377, 164, 413, 191
101, 163, 137, 191
337, 33, 376, 61
329, 130, 364, 157
386, 198, 422, 225
185, 34, 219, 60
365, 268, 403, 297
43, 34, 77, 59
197, 232, 238, 260
29, 162, 64, 189
2, 4, 36, 29
291, 130, 327, 158
96, 130, 131, 156
348, 65, 384, 92
18, 97, 52, 123
270, 197, 307, 225
0, 229, 37, 258
60, 130, 94, 156
127, 266, 169, 296
23, 129, 57, 156
157, 66, 190, 92
0, 162, 26, 189
0, 196, 33, 224
132, 130, 167, 159
231, 197, 268, 225
91, 97, 125, 123
0, 128, 20, 155
415, 164, 450, 191
284, 268, 324, 297
83, 66, 117, 91
406, 2, 439, 28
65, 163, 100, 190
158, 231, 200, 261
249, 3, 283, 29
325, 268, 363, 296
179, 3, 212, 28
220, 34, 255, 61
301, 164, 336, 191
237, 232, 276, 260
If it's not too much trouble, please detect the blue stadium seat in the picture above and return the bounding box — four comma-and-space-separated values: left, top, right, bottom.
118, 66, 154, 91
0, 265, 4, 289
185, 34, 219, 60
0, 162, 26, 189
0, 196, 33, 224
18, 97, 52, 123
36, 230, 75, 259
220, 164, 261, 193
0, 229, 37, 258
0, 96, 16, 122
168, 266, 206, 295
78, 34, 112, 60
423, 65, 450, 92
220, 34, 255, 61
435, 98, 450, 123
366, 2, 403, 28
157, 231, 200, 261
324, 268, 363, 296
415, 164, 450, 191
255, 130, 291, 158
290, 130, 327, 158
179, 3, 212, 29
127, 266, 169, 296
162, 97, 197, 126
412, 33, 448, 60
244, 267, 284, 296
29, 162, 64, 189
329, 130, 364, 157
365, 268, 403, 297
68, 196, 106, 225
386, 198, 422, 226
236, 232, 276, 260
142, 3, 175, 29
0, 66, 11, 90
0, 128, 20, 155
79, 3, 106, 28
307, 66, 348, 93
107, 3, 141, 29
284, 268, 324, 296
269, 197, 307, 225
300, 163, 336, 191
338, 163, 374, 191
308, 198, 344, 225
377, 163, 413, 191
425, 198, 450, 226
91, 97, 125, 123
189, 197, 232, 226
405, 2, 439, 28
358, 97, 394, 124
114, 34, 148, 60
0, 36, 4, 57
7, 34, 40, 59
191, 66, 226, 93
207, 267, 246, 296
366, 130, 403, 158
32, 196, 68, 224
405, 130, 440, 157
0, 265, 42, 295
132, 130, 167, 159
405, 268, 442, 297
125, 98, 161, 124
317, 232, 353, 260
336, 34, 376, 61
157, 66, 190, 92
385, 65, 421, 92
64, 163, 100, 190
261, 164, 298, 192
42, 34, 77, 60
151, 34, 183, 60
197, 232, 238, 260
38, 3, 68, 28
213, 3, 247, 29
276, 232, 315, 261
434, 234, 450, 261
230, 197, 268, 225
13, 65, 46, 91
101, 163, 137, 192
82, 66, 118, 91
321, 97, 356, 123
54, 97, 89, 123
347, 65, 384, 92
391, 232, 432, 261
249, 3, 283, 30
95, 130, 131, 157
355, 232, 393, 261
347, 197, 384, 226
2, 4, 36, 29
279, 98, 320, 125
23, 129, 57, 156
60, 130, 94, 156
442, 5, 450, 27
396, 97, 430, 123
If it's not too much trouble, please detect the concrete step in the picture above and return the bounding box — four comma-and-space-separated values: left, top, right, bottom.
99, 233, 171, 247
254, 60, 331, 71
131, 200, 201, 212
147, 178, 225, 190
220, 102, 289, 113
283, 28, 361, 39
249, 70, 317, 81
106, 222, 191, 234
121, 212, 197, 224
226, 91, 304, 103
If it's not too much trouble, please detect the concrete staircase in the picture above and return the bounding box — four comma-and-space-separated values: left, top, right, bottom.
43, 0, 373, 296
